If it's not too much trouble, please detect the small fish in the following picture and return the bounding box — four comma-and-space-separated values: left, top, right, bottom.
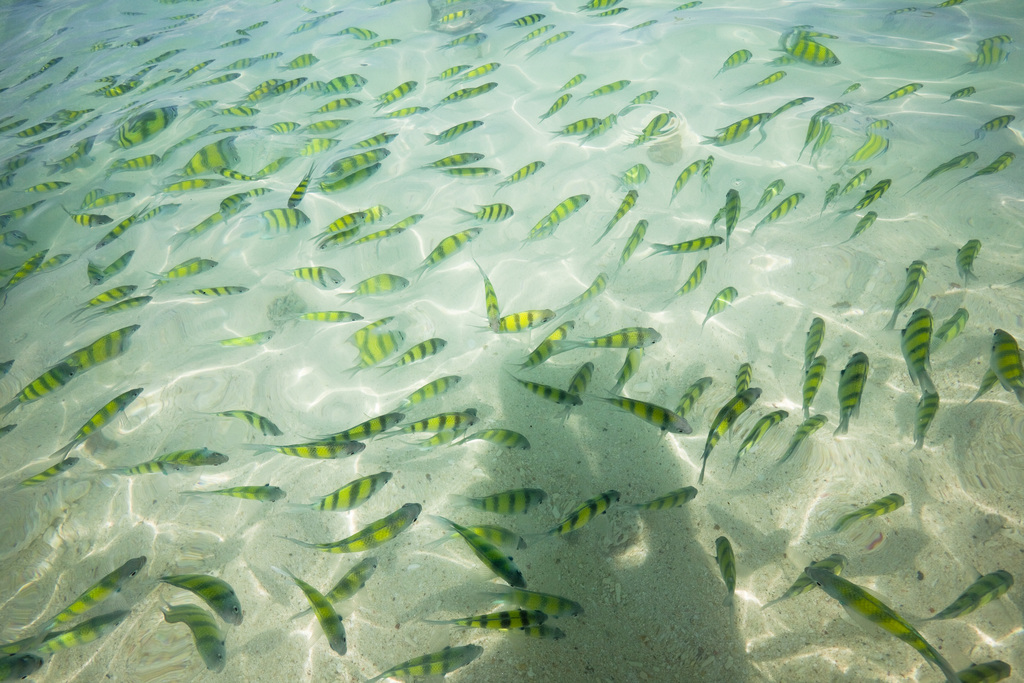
715, 537, 737, 606
431, 515, 525, 587
632, 487, 698, 511
734, 410, 788, 473
40, 557, 146, 632
754, 193, 803, 232
424, 609, 545, 631
274, 567, 346, 656
908, 152, 977, 193
291, 557, 378, 621
0, 654, 42, 679
956, 239, 982, 282
716, 49, 752, 76
901, 309, 936, 394
498, 310, 555, 333
547, 490, 620, 537
928, 570, 1014, 621
703, 286, 738, 329
593, 190, 638, 245
933, 308, 969, 349
802, 355, 828, 418
647, 236, 724, 257
831, 493, 905, 533
510, 374, 582, 407
385, 338, 447, 372
413, 229, 481, 279
835, 352, 869, 435
297, 472, 393, 512
399, 376, 462, 408
49, 387, 143, 460
991, 329, 1024, 404
704, 113, 772, 147
845, 132, 889, 166
968, 114, 1015, 144
457, 203, 513, 223
555, 326, 661, 353
366, 644, 483, 683
839, 179, 891, 216
745, 179, 785, 218
557, 272, 609, 314
946, 86, 976, 102
36, 610, 129, 655
217, 331, 274, 347
486, 587, 583, 616
456, 429, 531, 450
160, 574, 242, 625
742, 70, 786, 93
18, 457, 79, 487
872, 82, 923, 103
762, 554, 846, 609
953, 151, 1014, 188
0, 363, 77, 421
699, 388, 762, 483
883, 261, 927, 330
676, 376, 713, 419
320, 412, 405, 441
154, 448, 228, 468
495, 160, 544, 192
778, 414, 828, 463
954, 661, 1011, 683
595, 396, 692, 434
282, 503, 421, 553
669, 160, 704, 205
805, 567, 960, 683
616, 219, 647, 271
671, 259, 708, 300
183, 485, 286, 502
612, 348, 643, 393
452, 488, 547, 514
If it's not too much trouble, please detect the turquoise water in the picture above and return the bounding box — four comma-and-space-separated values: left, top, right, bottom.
1, 0, 1022, 681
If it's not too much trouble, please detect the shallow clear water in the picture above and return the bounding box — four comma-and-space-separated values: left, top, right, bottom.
0, 0, 1022, 681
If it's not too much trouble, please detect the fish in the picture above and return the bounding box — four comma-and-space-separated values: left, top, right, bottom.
722, 189, 741, 249
901, 309, 936, 394
956, 239, 981, 282
498, 310, 555, 333
735, 363, 753, 394
452, 488, 547, 514
778, 414, 828, 462
457, 429, 531, 450
281, 503, 421, 553
159, 574, 242, 625
744, 179, 785, 218
616, 219, 648, 271
742, 70, 786, 93
557, 273, 609, 314
647, 236, 724, 257
839, 179, 891, 216
547, 490, 620, 536
831, 493, 905, 533
0, 362, 78, 419
911, 390, 941, 449
883, 261, 927, 330
734, 410, 788, 473
510, 374, 582, 407
716, 49, 752, 76
670, 159, 703, 205
0, 654, 42, 679
703, 286, 738, 329
928, 570, 1014, 621
633, 486, 699, 511
338, 273, 409, 301
612, 348, 644, 393
18, 457, 80, 487
182, 485, 286, 502
413, 229, 481, 279
593, 190, 638, 245
953, 151, 1014, 188
933, 308, 969, 349
154, 448, 228, 468
802, 355, 828, 418
49, 387, 143, 460
845, 133, 889, 166
399, 376, 462, 409
292, 557, 379, 620
803, 317, 826, 372
762, 554, 846, 608
295, 472, 393, 513
619, 163, 650, 190
486, 586, 583, 616
366, 644, 483, 683
430, 515, 525, 587
990, 329, 1024, 404
567, 362, 595, 402
968, 115, 1014, 144
554, 326, 661, 353
715, 537, 737, 606
872, 82, 923, 103
384, 338, 447, 372
594, 396, 692, 434
36, 610, 130, 655
424, 609, 546, 631
704, 113, 772, 147
954, 661, 1012, 683
319, 412, 405, 441
274, 567, 347, 656
670, 259, 708, 300
804, 567, 960, 683
699, 388, 762, 483
495, 161, 544, 192
835, 352, 869, 435
40, 557, 146, 632
676, 376, 713, 419
946, 86, 976, 102
754, 193, 803, 232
